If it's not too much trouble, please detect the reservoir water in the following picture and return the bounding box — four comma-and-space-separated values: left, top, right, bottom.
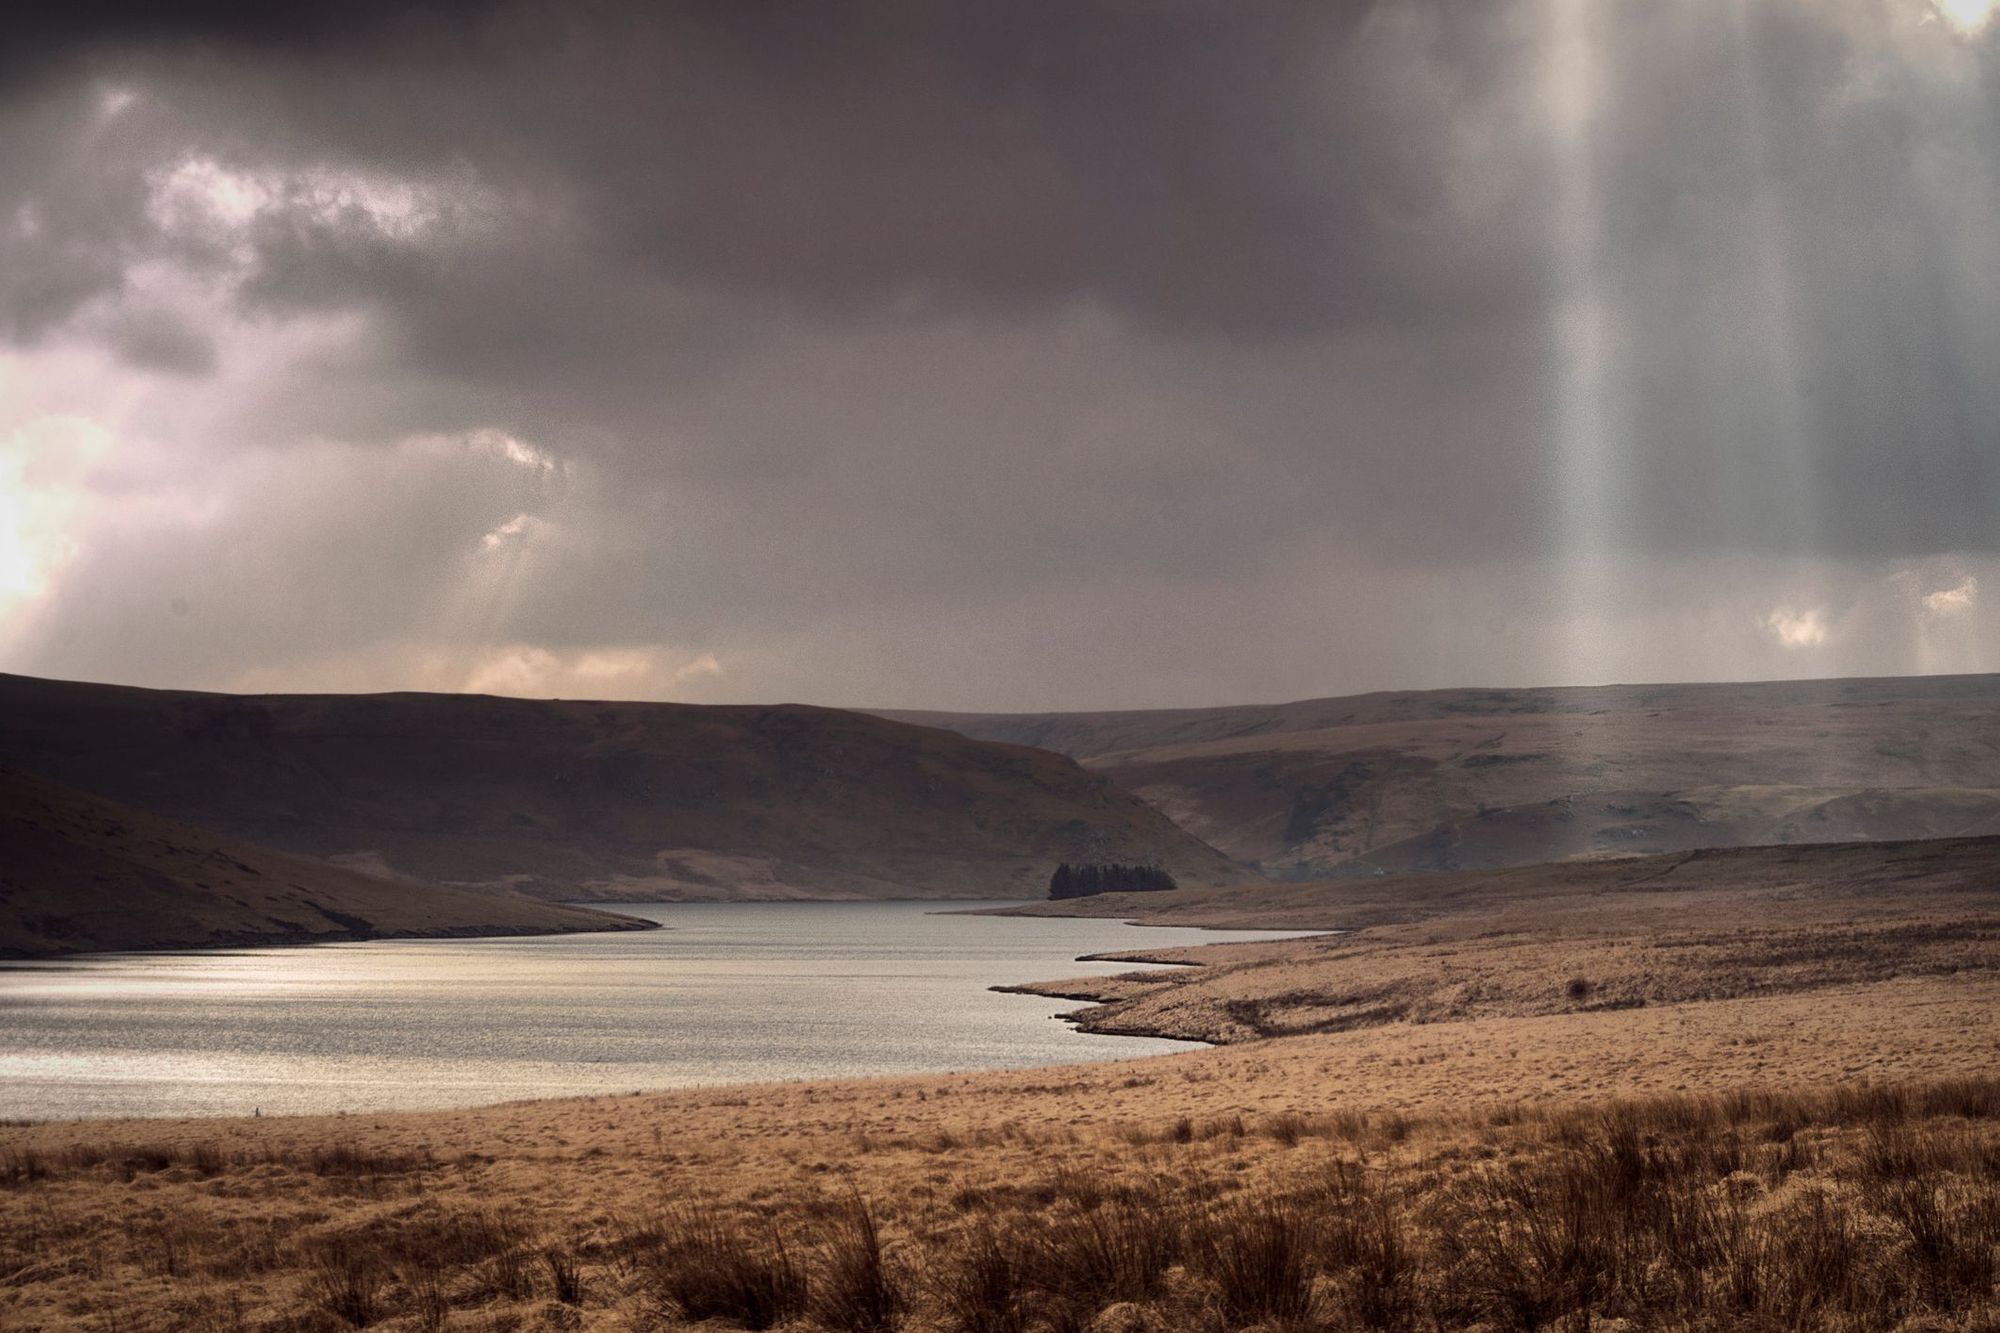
0, 901, 1305, 1120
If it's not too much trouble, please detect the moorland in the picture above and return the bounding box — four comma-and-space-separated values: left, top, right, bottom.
2, 828, 1994, 1329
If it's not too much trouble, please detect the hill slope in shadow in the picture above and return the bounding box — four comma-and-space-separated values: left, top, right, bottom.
0, 674, 1245, 900
0, 768, 649, 957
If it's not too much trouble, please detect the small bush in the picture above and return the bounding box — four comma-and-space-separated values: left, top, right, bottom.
404, 1258, 449, 1332
112, 1145, 178, 1180
1320, 1174, 1413, 1328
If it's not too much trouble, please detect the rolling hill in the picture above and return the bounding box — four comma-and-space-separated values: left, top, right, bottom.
883, 674, 2000, 879
0, 674, 1244, 900
0, 768, 649, 957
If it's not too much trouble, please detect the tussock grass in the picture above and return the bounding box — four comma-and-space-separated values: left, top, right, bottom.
932, 1221, 1031, 1333
810, 1190, 902, 1331
300, 1141, 433, 1177
301, 1235, 387, 1326
640, 1205, 809, 1329
543, 1244, 586, 1305
1183, 1196, 1323, 1326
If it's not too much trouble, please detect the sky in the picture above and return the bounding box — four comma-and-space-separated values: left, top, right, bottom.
0, 0, 1997, 711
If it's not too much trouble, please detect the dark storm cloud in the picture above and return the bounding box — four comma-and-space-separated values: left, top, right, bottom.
84, 1, 1547, 340
2, 0, 1998, 707
0, 0, 508, 88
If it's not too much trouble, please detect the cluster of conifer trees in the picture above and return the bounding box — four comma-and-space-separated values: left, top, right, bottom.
1047, 861, 1179, 899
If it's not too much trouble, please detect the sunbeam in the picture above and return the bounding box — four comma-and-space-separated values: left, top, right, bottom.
1542, 0, 1624, 687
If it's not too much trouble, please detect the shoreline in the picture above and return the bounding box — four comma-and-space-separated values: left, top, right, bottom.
989, 937, 1341, 1044
984, 908, 1346, 1042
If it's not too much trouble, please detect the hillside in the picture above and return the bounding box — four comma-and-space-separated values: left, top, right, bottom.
0, 768, 648, 957
0, 674, 1244, 900
885, 674, 2000, 878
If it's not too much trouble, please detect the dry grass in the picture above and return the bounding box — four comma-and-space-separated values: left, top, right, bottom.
2, 1075, 1997, 1329
0, 974, 1991, 1328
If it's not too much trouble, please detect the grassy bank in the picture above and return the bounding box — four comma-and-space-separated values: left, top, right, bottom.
994, 836, 2000, 1043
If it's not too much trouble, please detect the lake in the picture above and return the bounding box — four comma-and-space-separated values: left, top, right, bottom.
0, 901, 1306, 1120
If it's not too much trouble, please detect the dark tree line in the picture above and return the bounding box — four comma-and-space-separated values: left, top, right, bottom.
1048, 862, 1179, 899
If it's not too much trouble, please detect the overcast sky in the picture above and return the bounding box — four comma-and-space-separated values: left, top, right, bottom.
1, 0, 1996, 710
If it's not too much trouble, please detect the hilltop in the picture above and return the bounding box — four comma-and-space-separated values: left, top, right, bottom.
0, 674, 1244, 901
885, 673, 2000, 878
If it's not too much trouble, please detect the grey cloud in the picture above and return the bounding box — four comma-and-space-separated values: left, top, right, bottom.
97, 301, 218, 375
0, 89, 151, 341
87, 1, 1545, 338
118, 0, 1992, 560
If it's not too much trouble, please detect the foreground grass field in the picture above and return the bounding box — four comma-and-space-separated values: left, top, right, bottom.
1, 970, 1995, 1330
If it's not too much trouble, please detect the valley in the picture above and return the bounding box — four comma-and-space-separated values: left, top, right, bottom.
888, 674, 2000, 878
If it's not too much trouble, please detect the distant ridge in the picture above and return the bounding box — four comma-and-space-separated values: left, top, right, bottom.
0, 673, 1246, 901
880, 674, 2000, 879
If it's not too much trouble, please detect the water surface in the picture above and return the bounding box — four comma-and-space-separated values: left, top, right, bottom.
0, 901, 1304, 1120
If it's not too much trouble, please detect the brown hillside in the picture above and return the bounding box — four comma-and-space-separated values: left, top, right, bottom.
0, 674, 1244, 900
0, 768, 648, 957
885, 674, 2000, 878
